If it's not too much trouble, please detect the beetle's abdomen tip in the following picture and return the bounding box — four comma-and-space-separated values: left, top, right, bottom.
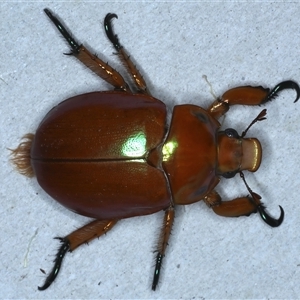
10, 133, 35, 178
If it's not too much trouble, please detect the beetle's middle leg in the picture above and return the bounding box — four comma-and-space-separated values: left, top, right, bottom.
152, 206, 175, 291
44, 9, 130, 92
208, 81, 300, 119
104, 13, 151, 95
38, 219, 117, 291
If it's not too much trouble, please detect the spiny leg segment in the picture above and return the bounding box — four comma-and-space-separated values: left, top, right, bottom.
104, 13, 151, 95
208, 80, 300, 119
38, 219, 117, 290
152, 206, 175, 290
44, 9, 129, 91
44, 9, 151, 94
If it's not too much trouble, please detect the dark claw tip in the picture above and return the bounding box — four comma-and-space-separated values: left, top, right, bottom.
267, 80, 300, 103
104, 13, 122, 51
44, 9, 55, 22
105, 13, 118, 21
44, 8, 81, 54
38, 284, 48, 291
257, 204, 284, 227
152, 253, 163, 291
44, 8, 51, 16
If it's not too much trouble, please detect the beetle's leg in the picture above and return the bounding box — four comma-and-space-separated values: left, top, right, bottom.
152, 206, 175, 291
104, 13, 151, 95
38, 219, 117, 291
204, 190, 283, 227
204, 190, 257, 217
44, 9, 130, 92
208, 80, 300, 119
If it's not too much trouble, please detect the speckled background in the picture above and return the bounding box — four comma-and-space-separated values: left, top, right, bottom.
2, 2, 300, 299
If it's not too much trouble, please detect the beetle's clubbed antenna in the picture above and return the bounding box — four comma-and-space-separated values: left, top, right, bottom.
104, 13, 122, 51
241, 109, 267, 138
264, 80, 300, 103
38, 237, 70, 291
239, 171, 284, 227
44, 9, 81, 54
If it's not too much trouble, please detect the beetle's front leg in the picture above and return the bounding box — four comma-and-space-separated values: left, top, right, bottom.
208, 81, 300, 119
204, 190, 283, 227
38, 219, 117, 291
152, 206, 175, 291
204, 190, 258, 217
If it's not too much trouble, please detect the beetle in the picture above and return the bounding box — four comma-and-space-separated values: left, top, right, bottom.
11, 9, 300, 291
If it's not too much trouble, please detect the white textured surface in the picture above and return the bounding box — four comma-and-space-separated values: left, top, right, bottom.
2, 2, 300, 299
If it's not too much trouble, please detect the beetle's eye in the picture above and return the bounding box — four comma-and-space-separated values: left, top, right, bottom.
225, 128, 239, 138
222, 170, 238, 179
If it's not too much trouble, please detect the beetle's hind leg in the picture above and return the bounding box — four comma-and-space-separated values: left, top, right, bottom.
38, 219, 117, 291
104, 13, 151, 95
44, 9, 130, 92
152, 206, 175, 291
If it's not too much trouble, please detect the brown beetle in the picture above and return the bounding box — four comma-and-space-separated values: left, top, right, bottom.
11, 9, 300, 291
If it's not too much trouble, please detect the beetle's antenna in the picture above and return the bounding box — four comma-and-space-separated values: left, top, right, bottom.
44, 9, 81, 54
239, 171, 284, 227
241, 109, 267, 137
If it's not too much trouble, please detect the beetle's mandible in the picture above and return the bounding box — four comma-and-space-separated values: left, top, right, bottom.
10, 9, 300, 291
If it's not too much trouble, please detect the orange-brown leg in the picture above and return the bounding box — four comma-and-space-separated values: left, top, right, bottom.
152, 206, 175, 291
204, 190, 258, 217
38, 219, 117, 291
73, 46, 130, 91
104, 14, 151, 95
44, 9, 130, 92
204, 189, 283, 227
208, 81, 300, 119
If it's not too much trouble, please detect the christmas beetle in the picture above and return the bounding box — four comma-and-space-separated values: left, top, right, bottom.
11, 9, 300, 291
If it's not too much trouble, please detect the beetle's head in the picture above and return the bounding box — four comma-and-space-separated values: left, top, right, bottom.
216, 109, 267, 178
217, 128, 262, 178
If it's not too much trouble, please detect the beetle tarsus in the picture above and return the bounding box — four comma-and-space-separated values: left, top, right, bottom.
257, 204, 284, 227
104, 13, 123, 51
44, 8, 81, 54
265, 80, 300, 103
240, 172, 284, 227
152, 253, 163, 291
38, 237, 70, 291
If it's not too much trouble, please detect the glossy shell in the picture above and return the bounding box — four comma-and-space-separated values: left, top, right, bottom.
31, 92, 221, 219
31, 92, 170, 219
163, 105, 220, 205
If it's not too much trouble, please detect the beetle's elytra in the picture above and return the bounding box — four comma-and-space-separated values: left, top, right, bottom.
11, 9, 300, 291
